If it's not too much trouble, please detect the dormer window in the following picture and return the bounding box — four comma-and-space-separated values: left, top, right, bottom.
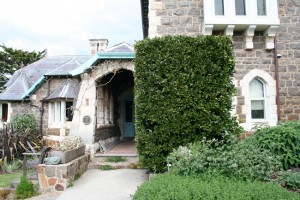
257, 0, 266, 16
215, 0, 224, 15
235, 0, 246, 15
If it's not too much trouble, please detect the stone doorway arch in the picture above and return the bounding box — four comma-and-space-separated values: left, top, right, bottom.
70, 59, 135, 151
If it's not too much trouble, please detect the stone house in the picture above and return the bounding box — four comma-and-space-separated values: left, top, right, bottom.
1, 0, 299, 153
0, 41, 135, 152
140, 0, 300, 131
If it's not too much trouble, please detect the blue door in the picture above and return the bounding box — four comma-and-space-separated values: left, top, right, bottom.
123, 93, 135, 138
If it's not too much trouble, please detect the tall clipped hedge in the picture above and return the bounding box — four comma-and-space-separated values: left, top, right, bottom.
134, 35, 242, 172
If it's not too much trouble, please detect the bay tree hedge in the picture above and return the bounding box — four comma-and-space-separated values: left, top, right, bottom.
134, 35, 242, 172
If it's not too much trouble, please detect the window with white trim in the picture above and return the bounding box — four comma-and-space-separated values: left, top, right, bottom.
249, 78, 265, 119
203, 0, 280, 42
49, 101, 74, 124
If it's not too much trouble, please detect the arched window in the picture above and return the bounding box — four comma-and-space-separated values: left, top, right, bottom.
249, 78, 265, 119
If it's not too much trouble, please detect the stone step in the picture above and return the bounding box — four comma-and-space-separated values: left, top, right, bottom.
89, 156, 139, 170
94, 153, 138, 157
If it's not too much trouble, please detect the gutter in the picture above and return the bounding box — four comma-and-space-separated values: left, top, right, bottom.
274, 36, 281, 123
70, 52, 135, 77
22, 76, 46, 99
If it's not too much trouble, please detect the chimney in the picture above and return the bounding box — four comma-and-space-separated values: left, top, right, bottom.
89, 39, 109, 55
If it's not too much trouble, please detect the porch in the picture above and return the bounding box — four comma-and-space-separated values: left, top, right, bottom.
91, 139, 138, 169
95, 139, 137, 157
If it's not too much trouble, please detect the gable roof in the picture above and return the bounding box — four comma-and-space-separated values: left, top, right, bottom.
0, 55, 92, 101
44, 79, 79, 101
104, 42, 134, 53
70, 42, 135, 76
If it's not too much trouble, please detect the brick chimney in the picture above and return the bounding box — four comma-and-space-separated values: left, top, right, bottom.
89, 39, 109, 55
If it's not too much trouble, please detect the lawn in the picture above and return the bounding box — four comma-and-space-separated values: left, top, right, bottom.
0, 171, 24, 188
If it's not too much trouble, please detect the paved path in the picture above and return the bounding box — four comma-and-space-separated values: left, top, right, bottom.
27, 169, 148, 200
59, 169, 147, 200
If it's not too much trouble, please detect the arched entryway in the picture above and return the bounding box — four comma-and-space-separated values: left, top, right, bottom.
94, 69, 135, 145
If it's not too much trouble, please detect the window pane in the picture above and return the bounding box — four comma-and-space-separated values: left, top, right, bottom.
257, 0, 266, 15
235, 0, 246, 15
249, 79, 264, 98
66, 102, 73, 121
50, 102, 55, 122
251, 100, 264, 119
2, 103, 8, 122
215, 0, 224, 15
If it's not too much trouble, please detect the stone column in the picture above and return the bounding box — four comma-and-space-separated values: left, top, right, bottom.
97, 87, 105, 125
104, 88, 110, 124
109, 91, 114, 124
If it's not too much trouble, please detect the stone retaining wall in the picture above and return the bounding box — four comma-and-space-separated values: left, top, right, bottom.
37, 154, 89, 193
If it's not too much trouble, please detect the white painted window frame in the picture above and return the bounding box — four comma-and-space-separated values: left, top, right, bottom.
206, 0, 278, 21
249, 78, 267, 122
203, 0, 279, 32
48, 100, 72, 128
239, 69, 277, 131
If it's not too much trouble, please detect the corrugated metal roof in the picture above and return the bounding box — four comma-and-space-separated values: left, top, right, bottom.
0, 55, 91, 101
44, 79, 79, 100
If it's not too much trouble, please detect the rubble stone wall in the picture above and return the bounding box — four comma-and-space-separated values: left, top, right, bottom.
37, 154, 89, 193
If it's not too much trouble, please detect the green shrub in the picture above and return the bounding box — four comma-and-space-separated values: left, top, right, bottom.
15, 176, 37, 199
133, 173, 300, 200
167, 136, 281, 180
249, 121, 300, 170
3, 159, 23, 173
12, 114, 38, 133
280, 171, 300, 190
135, 35, 242, 172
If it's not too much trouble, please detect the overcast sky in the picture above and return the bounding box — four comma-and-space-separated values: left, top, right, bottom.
0, 0, 143, 56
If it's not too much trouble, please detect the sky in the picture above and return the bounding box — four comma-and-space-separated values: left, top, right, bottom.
0, 0, 143, 56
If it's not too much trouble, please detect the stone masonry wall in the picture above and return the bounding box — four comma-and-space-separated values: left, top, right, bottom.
9, 77, 80, 136
149, 0, 203, 37
232, 32, 276, 125
37, 154, 89, 193
148, 0, 300, 126
277, 0, 300, 121
30, 77, 80, 136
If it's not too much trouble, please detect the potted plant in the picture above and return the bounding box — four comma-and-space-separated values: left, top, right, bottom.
48, 136, 85, 164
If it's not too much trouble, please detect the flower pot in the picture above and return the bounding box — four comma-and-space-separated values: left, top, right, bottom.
49, 145, 85, 164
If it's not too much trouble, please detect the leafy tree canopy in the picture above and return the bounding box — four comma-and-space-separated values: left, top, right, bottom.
0, 44, 46, 90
